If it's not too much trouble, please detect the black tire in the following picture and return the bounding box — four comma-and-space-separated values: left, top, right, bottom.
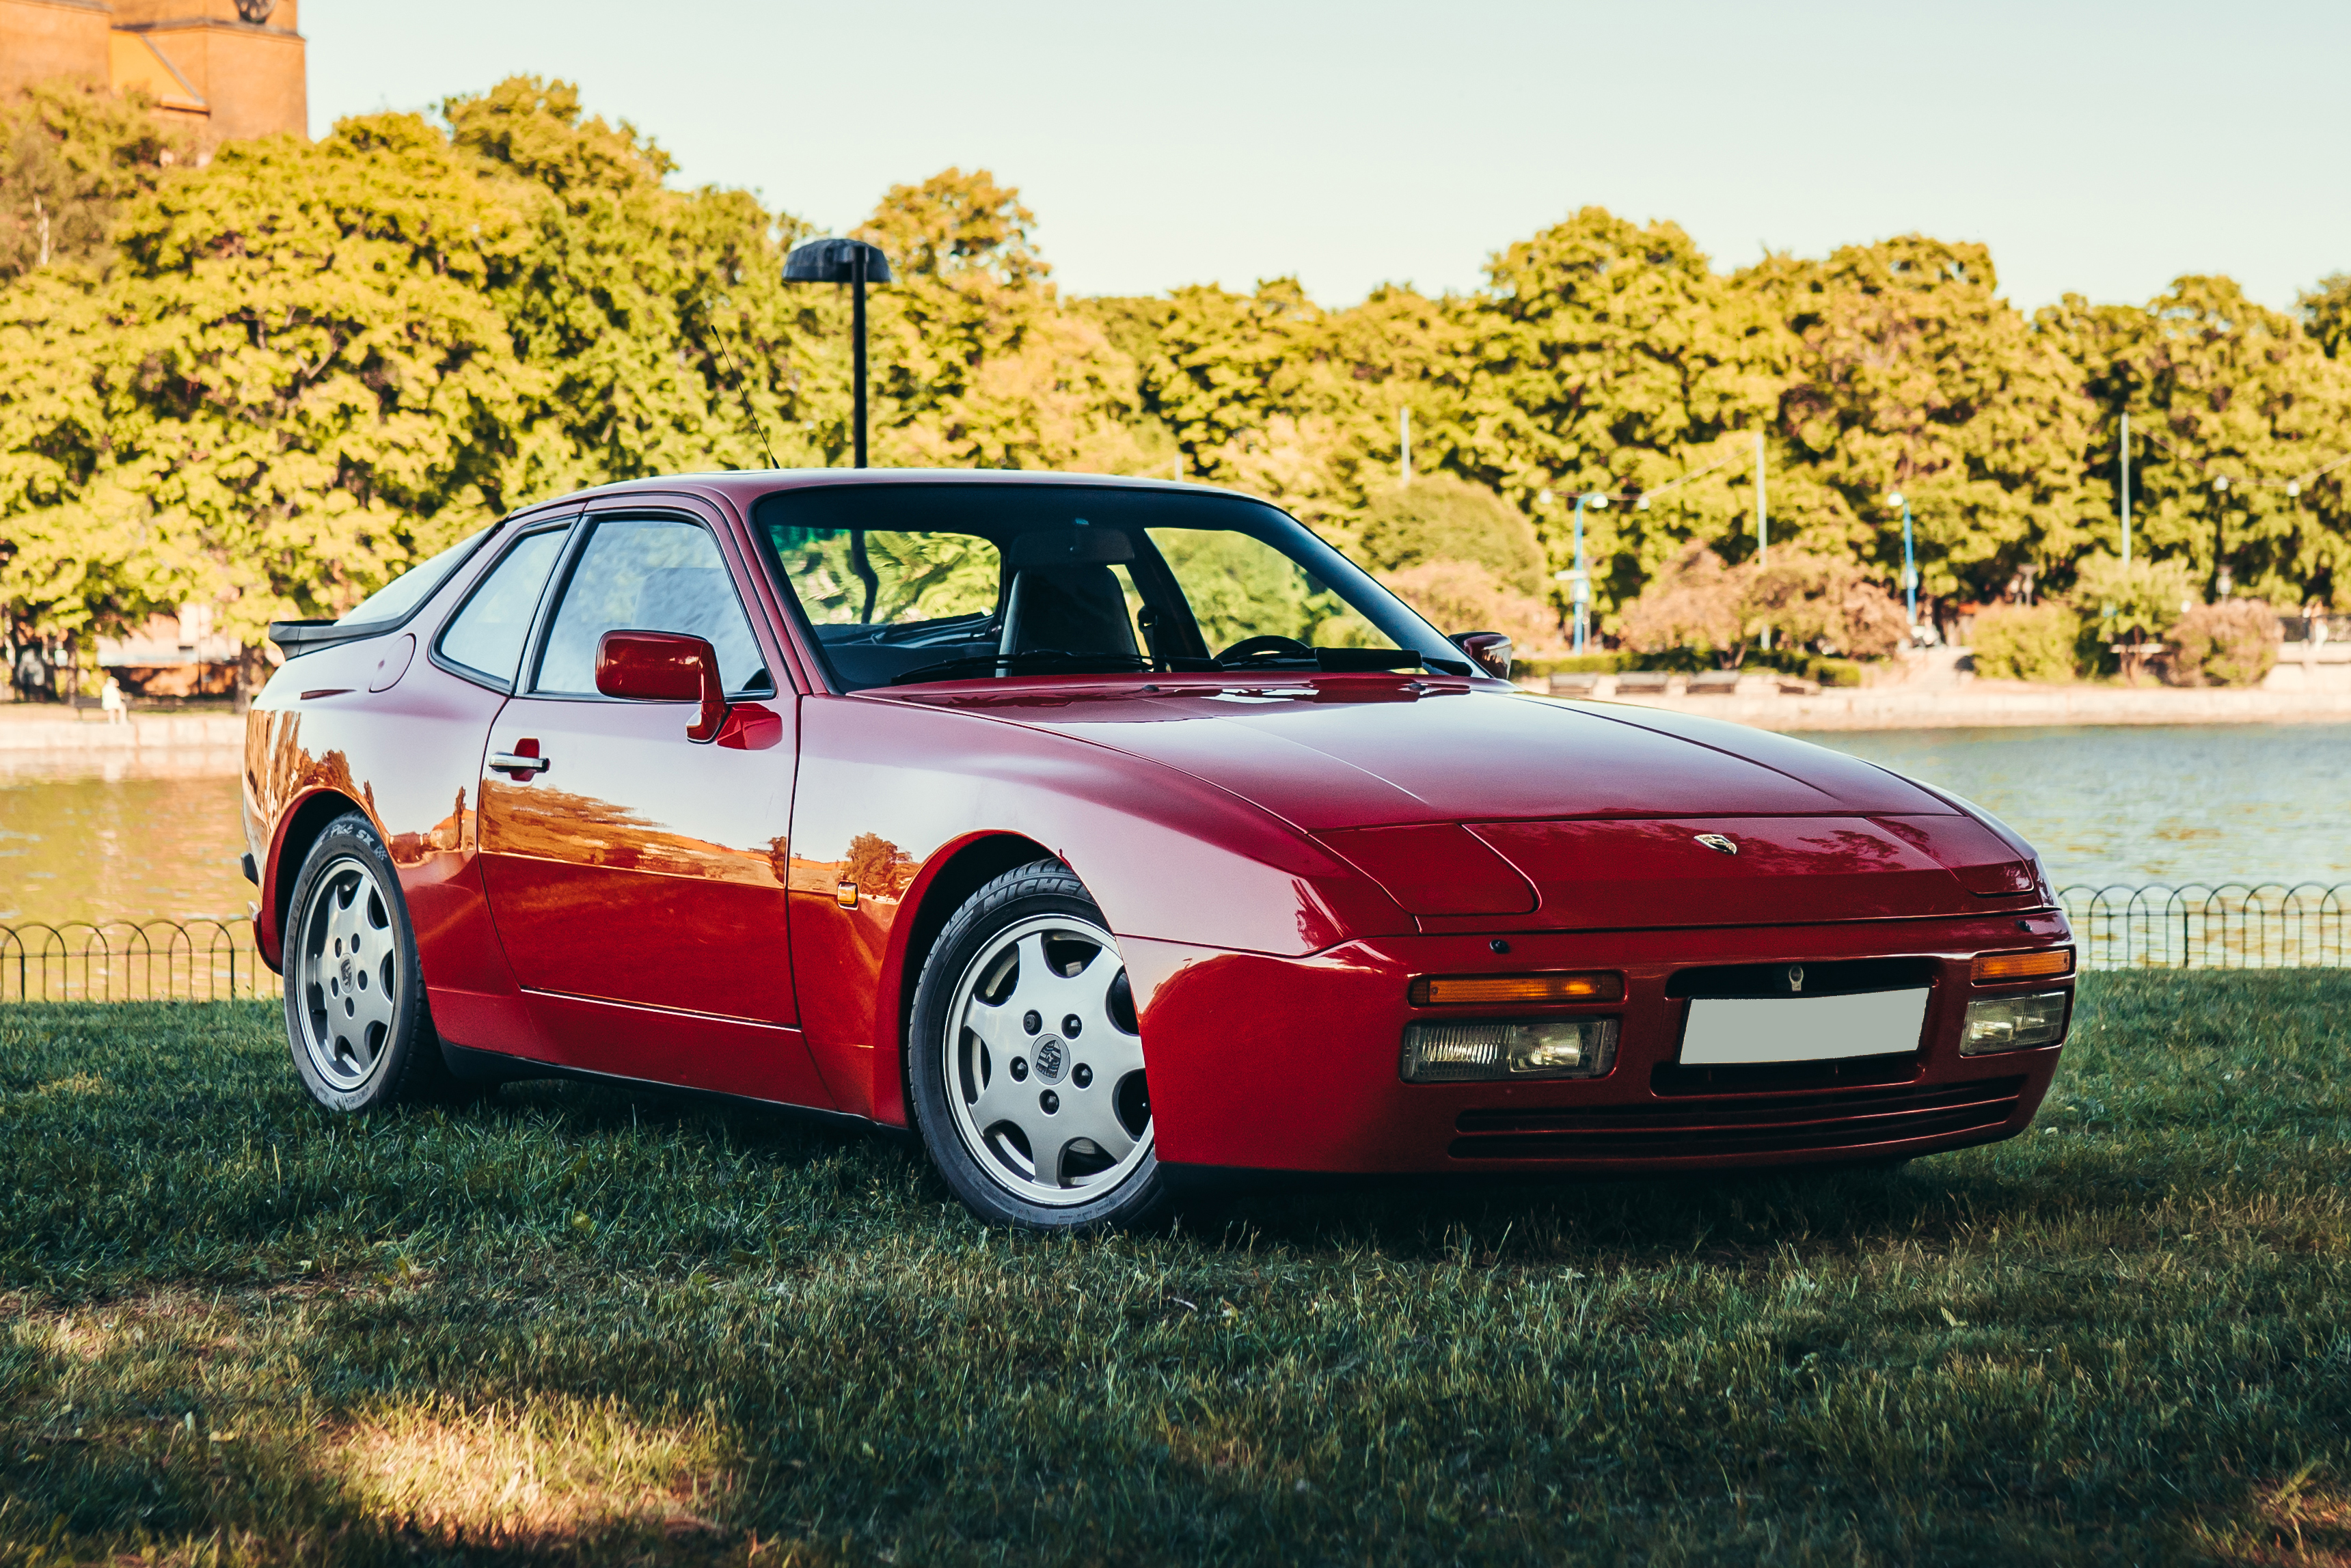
907, 859, 1171, 1230
281, 811, 457, 1112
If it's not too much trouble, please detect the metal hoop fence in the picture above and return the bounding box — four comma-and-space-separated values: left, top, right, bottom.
0, 888, 2341, 1002
0, 918, 263, 1002
2058, 884, 2347, 970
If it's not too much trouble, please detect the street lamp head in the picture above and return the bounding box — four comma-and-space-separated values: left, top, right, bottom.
1886, 491, 1905, 508
1536, 489, 1553, 506
783, 237, 893, 285
2287, 481, 2302, 499
2213, 474, 2229, 492
1636, 495, 1650, 510
1588, 492, 1609, 510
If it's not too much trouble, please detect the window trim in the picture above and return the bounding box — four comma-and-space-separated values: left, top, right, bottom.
428, 517, 579, 694
522, 510, 779, 704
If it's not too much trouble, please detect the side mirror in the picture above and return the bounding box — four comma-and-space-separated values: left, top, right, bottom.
1450, 631, 1513, 680
596, 629, 726, 743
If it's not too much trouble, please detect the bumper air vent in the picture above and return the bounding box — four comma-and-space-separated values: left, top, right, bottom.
1448, 1075, 2028, 1161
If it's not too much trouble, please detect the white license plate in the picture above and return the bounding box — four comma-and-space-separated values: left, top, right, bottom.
1680, 989, 1929, 1066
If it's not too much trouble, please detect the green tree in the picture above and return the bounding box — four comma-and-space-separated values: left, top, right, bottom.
2299, 272, 2351, 361
1, 81, 185, 283
0, 113, 541, 651
1460, 208, 1781, 620
1355, 473, 1545, 595
1750, 236, 2095, 615
849, 168, 1145, 475
2042, 275, 2351, 609
447, 77, 826, 491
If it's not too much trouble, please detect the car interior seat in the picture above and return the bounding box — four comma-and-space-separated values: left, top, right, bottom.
999, 563, 1139, 659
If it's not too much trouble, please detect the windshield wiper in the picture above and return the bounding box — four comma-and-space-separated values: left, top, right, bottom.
1212, 647, 1432, 674
888, 649, 1153, 686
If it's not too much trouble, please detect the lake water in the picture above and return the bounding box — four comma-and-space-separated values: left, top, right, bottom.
0, 723, 2343, 928
1812, 725, 2351, 892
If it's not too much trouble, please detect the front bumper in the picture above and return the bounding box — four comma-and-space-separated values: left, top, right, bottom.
1125, 909, 2071, 1174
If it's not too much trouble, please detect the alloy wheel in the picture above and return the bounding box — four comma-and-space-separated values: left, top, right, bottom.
294, 855, 402, 1092
945, 913, 1151, 1207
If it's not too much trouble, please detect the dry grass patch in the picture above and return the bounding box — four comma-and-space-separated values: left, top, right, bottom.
334, 1395, 735, 1545
2198, 1472, 2351, 1567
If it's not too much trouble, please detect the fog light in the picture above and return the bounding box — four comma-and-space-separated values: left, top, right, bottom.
1401, 1018, 1619, 1082
1959, 991, 2070, 1055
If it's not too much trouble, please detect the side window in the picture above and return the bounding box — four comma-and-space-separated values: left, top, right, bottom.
435, 527, 569, 689
534, 517, 770, 697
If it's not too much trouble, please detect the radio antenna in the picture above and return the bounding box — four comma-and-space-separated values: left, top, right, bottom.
703, 317, 780, 471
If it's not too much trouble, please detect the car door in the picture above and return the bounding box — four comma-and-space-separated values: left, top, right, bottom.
474, 501, 830, 1108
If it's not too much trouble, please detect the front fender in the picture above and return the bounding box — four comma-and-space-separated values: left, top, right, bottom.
785, 696, 1412, 1122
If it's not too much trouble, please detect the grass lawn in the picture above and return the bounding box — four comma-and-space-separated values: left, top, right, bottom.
1, 973, 2346, 1566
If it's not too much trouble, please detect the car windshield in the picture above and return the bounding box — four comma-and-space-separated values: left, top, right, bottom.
751, 483, 1467, 691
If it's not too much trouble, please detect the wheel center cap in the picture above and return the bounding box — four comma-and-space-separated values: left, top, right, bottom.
1031, 1035, 1068, 1084
340, 955, 353, 990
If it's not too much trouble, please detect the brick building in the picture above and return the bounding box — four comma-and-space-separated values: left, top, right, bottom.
1, 0, 305, 155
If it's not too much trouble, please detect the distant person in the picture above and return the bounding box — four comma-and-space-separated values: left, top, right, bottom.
100, 676, 127, 724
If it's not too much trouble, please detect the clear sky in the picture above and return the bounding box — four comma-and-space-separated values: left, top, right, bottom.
307, 0, 2351, 316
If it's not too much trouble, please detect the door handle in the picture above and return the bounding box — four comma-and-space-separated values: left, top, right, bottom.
489, 749, 551, 777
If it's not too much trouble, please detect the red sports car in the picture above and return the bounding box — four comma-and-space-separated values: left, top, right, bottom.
245, 471, 2074, 1228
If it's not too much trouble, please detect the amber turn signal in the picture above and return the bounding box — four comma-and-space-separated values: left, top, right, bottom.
1971, 947, 2074, 983
836, 882, 859, 909
1409, 972, 1622, 1006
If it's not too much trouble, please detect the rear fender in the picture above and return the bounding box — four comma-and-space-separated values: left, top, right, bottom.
258, 786, 373, 971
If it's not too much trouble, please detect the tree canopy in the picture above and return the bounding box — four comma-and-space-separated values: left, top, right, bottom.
2, 72, 2347, 670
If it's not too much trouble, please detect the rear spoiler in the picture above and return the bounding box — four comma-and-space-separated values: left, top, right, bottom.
267, 618, 392, 657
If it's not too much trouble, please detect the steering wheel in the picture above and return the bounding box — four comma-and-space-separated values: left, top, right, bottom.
1215, 635, 1317, 665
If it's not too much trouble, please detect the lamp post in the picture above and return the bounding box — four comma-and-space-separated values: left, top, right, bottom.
2119, 409, 2132, 568
1566, 491, 1607, 652
2211, 473, 2230, 601
1886, 490, 1917, 629
783, 237, 893, 468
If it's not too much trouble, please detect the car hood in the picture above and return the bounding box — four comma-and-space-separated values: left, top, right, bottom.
888, 677, 1946, 827
885, 677, 2041, 930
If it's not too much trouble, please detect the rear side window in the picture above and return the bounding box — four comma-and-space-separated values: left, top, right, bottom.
436, 528, 568, 689
337, 527, 491, 628
533, 517, 770, 697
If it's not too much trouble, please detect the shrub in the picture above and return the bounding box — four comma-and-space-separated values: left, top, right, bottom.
1970, 603, 2079, 682
1805, 657, 1868, 688
2164, 600, 2281, 687
1746, 549, 1912, 659
1516, 652, 1625, 679
1616, 541, 1744, 665
1357, 476, 1547, 596
1616, 542, 1910, 668
1378, 559, 1560, 650
2070, 553, 2199, 679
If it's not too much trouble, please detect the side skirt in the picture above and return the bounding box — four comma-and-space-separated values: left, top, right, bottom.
437, 1040, 909, 1142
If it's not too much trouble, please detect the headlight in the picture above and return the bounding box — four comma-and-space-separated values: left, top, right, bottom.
1959, 991, 2069, 1055
1401, 1018, 1619, 1082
